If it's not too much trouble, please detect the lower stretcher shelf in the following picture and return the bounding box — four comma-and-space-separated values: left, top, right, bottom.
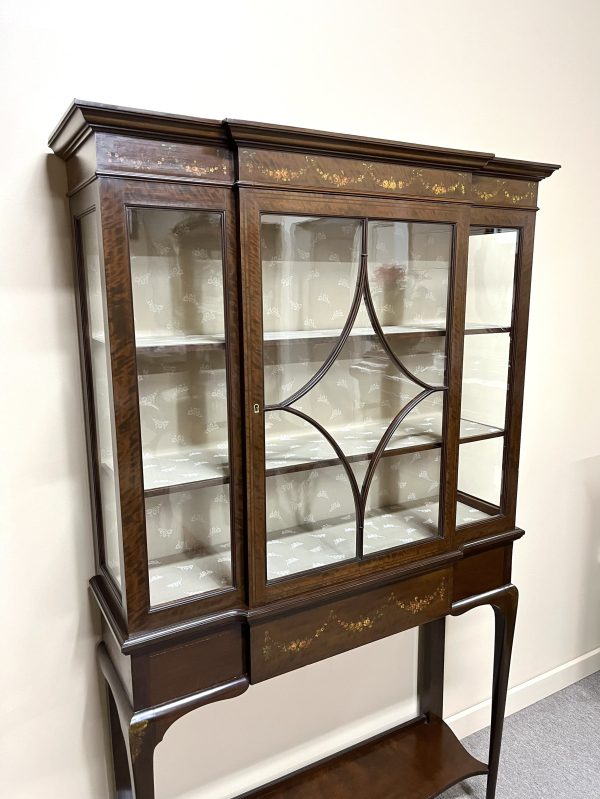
242, 715, 487, 799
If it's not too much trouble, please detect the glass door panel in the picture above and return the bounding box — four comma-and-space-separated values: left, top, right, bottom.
360, 221, 451, 556
265, 411, 358, 580
128, 208, 232, 606
362, 438, 443, 556
457, 227, 519, 526
261, 214, 453, 581
367, 220, 450, 333
262, 215, 362, 579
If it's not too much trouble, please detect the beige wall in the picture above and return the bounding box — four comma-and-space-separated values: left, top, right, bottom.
1, 1, 599, 797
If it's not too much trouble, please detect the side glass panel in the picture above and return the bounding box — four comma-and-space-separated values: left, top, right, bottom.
81, 211, 123, 590
457, 227, 519, 526
261, 215, 452, 582
128, 208, 232, 607
364, 221, 450, 553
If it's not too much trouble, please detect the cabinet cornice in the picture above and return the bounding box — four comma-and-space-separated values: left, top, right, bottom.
49, 100, 561, 184
48, 99, 228, 159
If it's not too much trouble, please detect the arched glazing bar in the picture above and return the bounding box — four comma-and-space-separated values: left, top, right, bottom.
274, 405, 364, 535
266, 261, 367, 411
362, 274, 444, 392
262, 215, 451, 573
265, 218, 448, 412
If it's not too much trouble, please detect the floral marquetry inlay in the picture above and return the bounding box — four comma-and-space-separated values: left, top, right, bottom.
261, 578, 448, 661
472, 176, 537, 207
97, 132, 233, 183
240, 149, 470, 199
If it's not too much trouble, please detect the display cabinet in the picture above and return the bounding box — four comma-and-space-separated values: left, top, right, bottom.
49, 101, 558, 799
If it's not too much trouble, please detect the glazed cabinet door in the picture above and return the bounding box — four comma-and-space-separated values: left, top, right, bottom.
241, 190, 470, 604
455, 207, 536, 541
96, 179, 244, 631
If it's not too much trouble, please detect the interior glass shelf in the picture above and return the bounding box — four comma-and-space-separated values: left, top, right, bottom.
126, 416, 504, 496
141, 447, 230, 493
266, 499, 479, 580
455, 500, 494, 526
266, 498, 496, 581
90, 321, 513, 356
136, 333, 226, 351
148, 546, 232, 607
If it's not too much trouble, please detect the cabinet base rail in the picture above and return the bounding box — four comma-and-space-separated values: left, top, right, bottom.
100, 583, 518, 799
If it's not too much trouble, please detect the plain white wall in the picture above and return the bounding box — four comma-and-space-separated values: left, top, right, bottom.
1, 1, 599, 797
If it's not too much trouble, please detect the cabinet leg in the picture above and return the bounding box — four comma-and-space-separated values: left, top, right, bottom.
127, 721, 157, 799
98, 643, 249, 799
108, 693, 132, 797
417, 617, 446, 719
105, 684, 157, 799
486, 585, 518, 799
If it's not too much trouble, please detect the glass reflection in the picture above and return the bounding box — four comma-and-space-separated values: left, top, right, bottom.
129, 208, 232, 605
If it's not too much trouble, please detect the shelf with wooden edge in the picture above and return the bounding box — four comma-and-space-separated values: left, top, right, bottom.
456, 489, 502, 528
113, 416, 503, 499
265, 497, 493, 583
111, 322, 512, 356
131, 493, 495, 607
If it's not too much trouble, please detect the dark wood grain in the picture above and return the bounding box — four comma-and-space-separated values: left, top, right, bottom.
50, 104, 559, 799
241, 715, 487, 799
50, 100, 560, 179
239, 147, 472, 201
66, 134, 98, 194
131, 623, 245, 708
240, 189, 468, 606
472, 175, 538, 208
418, 618, 446, 719
98, 179, 246, 633
96, 132, 233, 184
456, 208, 536, 546
453, 547, 509, 602
441, 211, 470, 548
250, 569, 450, 681
228, 117, 558, 178
452, 585, 518, 799
98, 641, 249, 799
49, 99, 228, 158
69, 185, 107, 582
237, 150, 548, 208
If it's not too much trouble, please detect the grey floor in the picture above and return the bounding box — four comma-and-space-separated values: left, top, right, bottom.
440, 671, 600, 798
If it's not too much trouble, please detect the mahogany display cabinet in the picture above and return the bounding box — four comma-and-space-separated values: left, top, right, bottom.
49, 101, 559, 799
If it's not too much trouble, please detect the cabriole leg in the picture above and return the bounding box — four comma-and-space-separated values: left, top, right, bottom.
126, 720, 157, 799
486, 585, 518, 799
452, 584, 519, 799
98, 642, 249, 799
108, 692, 132, 797
104, 678, 157, 799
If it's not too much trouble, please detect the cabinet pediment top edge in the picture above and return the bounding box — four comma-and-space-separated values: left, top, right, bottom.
48, 99, 228, 159
225, 117, 493, 171
226, 119, 560, 180
48, 100, 561, 182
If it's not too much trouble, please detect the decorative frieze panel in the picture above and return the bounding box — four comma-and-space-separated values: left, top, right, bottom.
239, 147, 470, 201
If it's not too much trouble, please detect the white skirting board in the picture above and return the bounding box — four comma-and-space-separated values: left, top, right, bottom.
164, 647, 600, 799
446, 645, 600, 740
